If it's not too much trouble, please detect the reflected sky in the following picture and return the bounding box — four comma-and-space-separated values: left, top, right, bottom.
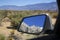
23, 15, 46, 27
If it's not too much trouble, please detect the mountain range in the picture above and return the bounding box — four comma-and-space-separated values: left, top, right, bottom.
0, 2, 58, 11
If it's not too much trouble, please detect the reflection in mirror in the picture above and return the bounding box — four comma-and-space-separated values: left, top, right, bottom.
19, 15, 46, 34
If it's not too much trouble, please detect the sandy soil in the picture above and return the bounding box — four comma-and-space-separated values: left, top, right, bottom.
0, 22, 37, 40
52, 18, 56, 25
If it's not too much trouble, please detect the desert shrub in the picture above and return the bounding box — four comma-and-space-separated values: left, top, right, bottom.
52, 13, 58, 18
8, 13, 24, 29
0, 34, 5, 40
0, 10, 8, 25
0, 10, 58, 29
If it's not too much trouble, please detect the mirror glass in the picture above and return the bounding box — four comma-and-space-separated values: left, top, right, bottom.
19, 15, 46, 34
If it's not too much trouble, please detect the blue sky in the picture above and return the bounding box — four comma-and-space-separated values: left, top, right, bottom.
23, 16, 46, 27
0, 0, 56, 6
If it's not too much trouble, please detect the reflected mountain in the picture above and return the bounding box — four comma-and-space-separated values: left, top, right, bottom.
20, 22, 43, 33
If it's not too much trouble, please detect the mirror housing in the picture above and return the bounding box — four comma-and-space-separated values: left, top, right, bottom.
42, 14, 54, 34
17, 14, 54, 35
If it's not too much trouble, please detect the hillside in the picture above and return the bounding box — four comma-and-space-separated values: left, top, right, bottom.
0, 2, 57, 11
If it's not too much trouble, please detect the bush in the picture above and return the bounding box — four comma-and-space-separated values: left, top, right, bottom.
0, 10, 58, 29
0, 34, 5, 40
52, 13, 58, 18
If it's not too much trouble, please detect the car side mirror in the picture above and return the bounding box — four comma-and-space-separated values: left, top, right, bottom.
17, 14, 54, 35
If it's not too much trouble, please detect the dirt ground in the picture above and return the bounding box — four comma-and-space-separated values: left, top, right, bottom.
0, 22, 38, 40
52, 18, 56, 25
0, 18, 56, 40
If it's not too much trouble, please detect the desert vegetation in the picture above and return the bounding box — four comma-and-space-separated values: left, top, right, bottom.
0, 34, 5, 40
0, 10, 58, 40
0, 10, 58, 28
